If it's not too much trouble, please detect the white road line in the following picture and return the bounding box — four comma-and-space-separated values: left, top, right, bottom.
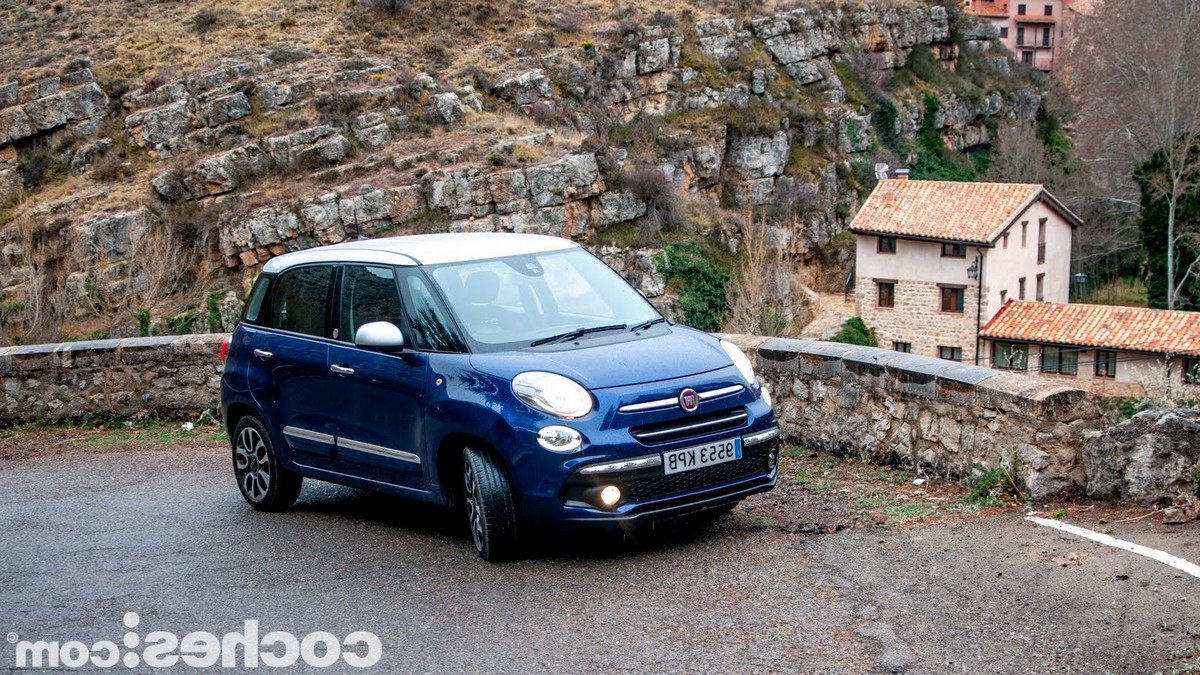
1026, 515, 1200, 580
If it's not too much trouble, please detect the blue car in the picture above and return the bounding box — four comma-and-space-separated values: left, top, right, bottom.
220, 233, 779, 561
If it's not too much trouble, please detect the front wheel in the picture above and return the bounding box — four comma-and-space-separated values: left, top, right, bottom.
232, 417, 303, 512
463, 446, 519, 562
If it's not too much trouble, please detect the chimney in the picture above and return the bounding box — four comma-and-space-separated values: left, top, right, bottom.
894, 169, 910, 181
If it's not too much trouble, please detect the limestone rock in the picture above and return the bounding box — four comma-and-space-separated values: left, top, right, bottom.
432, 92, 467, 127
0, 107, 35, 144
0, 81, 18, 109
71, 138, 112, 175
1084, 409, 1200, 504
525, 153, 604, 207
264, 125, 349, 167
494, 69, 553, 106
125, 100, 192, 149
727, 130, 789, 180
197, 92, 251, 127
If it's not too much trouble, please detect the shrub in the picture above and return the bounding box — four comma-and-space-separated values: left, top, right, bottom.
656, 240, 730, 332
829, 317, 876, 346
187, 9, 222, 35
135, 308, 151, 337
965, 465, 1021, 506
626, 164, 680, 236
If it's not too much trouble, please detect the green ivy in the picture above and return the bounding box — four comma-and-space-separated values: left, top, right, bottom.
135, 308, 151, 337
655, 240, 730, 332
206, 293, 223, 332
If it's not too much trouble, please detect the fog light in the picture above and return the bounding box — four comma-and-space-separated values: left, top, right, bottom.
537, 426, 583, 453
767, 448, 778, 472
599, 485, 622, 508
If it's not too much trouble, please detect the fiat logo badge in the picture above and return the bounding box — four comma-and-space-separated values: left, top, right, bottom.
679, 388, 699, 412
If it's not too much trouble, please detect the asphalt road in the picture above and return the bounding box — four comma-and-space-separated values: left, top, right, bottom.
1, 445, 1198, 673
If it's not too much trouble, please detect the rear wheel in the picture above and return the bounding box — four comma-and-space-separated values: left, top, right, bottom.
232, 417, 302, 512
462, 446, 519, 562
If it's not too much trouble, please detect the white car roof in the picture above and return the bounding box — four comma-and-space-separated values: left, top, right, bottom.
261, 232, 580, 273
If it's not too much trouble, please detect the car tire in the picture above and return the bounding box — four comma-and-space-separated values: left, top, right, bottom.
462, 446, 519, 562
232, 416, 303, 512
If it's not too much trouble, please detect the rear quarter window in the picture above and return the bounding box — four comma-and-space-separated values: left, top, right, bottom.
241, 274, 274, 325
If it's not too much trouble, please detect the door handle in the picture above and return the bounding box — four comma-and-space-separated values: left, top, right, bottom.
330, 364, 355, 375
253, 349, 273, 359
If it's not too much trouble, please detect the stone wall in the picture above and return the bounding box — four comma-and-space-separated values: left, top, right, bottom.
726, 335, 1107, 499
0, 334, 225, 425
3, 332, 1115, 502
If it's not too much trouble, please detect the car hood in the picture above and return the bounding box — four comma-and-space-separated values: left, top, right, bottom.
469, 327, 732, 389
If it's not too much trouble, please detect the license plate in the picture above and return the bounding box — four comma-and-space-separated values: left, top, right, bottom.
662, 438, 742, 475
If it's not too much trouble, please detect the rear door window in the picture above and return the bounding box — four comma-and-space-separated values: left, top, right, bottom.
268, 266, 333, 338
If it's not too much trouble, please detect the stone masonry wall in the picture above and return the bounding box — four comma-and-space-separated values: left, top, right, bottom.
0, 334, 225, 425
857, 278, 982, 363
3, 333, 1112, 501
726, 335, 1107, 499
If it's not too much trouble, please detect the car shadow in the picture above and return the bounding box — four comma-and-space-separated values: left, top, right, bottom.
285, 482, 749, 562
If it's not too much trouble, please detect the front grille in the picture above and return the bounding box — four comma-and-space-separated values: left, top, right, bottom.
629, 407, 748, 445
623, 446, 771, 501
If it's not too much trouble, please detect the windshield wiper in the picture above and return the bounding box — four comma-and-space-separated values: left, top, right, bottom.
629, 317, 667, 333
530, 324, 627, 347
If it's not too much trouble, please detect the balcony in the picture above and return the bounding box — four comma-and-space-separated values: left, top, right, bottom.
1015, 34, 1054, 48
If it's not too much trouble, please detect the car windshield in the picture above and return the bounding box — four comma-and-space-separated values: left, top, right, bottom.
427, 247, 662, 349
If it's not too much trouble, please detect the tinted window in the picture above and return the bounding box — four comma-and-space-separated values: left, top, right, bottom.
269, 266, 332, 337
405, 274, 465, 352
339, 265, 404, 343
242, 274, 274, 325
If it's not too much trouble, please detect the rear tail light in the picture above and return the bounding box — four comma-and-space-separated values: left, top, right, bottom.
220, 335, 231, 363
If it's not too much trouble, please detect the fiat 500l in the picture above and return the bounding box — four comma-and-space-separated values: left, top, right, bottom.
220, 232, 779, 561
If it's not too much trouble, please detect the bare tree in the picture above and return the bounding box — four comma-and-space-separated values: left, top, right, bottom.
1069, 0, 1200, 309
985, 123, 1056, 186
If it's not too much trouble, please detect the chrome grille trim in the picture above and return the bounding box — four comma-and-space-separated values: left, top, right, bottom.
632, 409, 749, 443
743, 427, 780, 446
618, 384, 745, 413
579, 454, 663, 475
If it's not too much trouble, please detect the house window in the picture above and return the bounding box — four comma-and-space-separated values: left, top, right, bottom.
1042, 26, 1051, 46
1042, 346, 1078, 376
1095, 350, 1118, 378
940, 286, 965, 313
893, 341, 912, 353
1000, 289, 1007, 303
877, 281, 895, 308
878, 236, 897, 254
1022, 50, 1034, 65
999, 26, 1009, 39
991, 341, 1029, 371
1002, 231, 1009, 249
1018, 3, 1027, 14
939, 346, 963, 362
1036, 273, 1045, 301
941, 242, 967, 258
1021, 221, 1028, 247
1185, 358, 1200, 384
1018, 277, 1026, 300
1037, 219, 1047, 264
1017, 27, 1026, 46
1044, 4, 1053, 15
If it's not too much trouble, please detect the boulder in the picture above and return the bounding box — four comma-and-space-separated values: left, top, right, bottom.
525, 153, 604, 207
726, 130, 789, 180
432, 92, 467, 126
125, 100, 192, 149
494, 69, 553, 106
70, 138, 112, 175
1084, 409, 1200, 504
197, 92, 251, 127
0, 107, 35, 144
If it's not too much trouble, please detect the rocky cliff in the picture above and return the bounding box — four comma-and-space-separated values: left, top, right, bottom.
0, 1, 1043, 342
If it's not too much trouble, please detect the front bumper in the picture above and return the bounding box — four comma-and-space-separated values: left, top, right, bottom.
546, 426, 780, 530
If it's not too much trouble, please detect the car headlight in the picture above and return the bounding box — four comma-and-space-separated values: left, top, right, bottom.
721, 340, 756, 384
513, 372, 593, 419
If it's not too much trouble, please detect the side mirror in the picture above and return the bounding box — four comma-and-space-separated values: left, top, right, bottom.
354, 321, 405, 352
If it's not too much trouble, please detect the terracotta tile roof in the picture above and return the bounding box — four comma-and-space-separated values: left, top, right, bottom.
980, 301, 1200, 355
849, 179, 1058, 244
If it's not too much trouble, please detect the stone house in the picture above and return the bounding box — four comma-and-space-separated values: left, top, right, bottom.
962, 0, 1070, 71
980, 300, 1200, 398
850, 176, 1081, 364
